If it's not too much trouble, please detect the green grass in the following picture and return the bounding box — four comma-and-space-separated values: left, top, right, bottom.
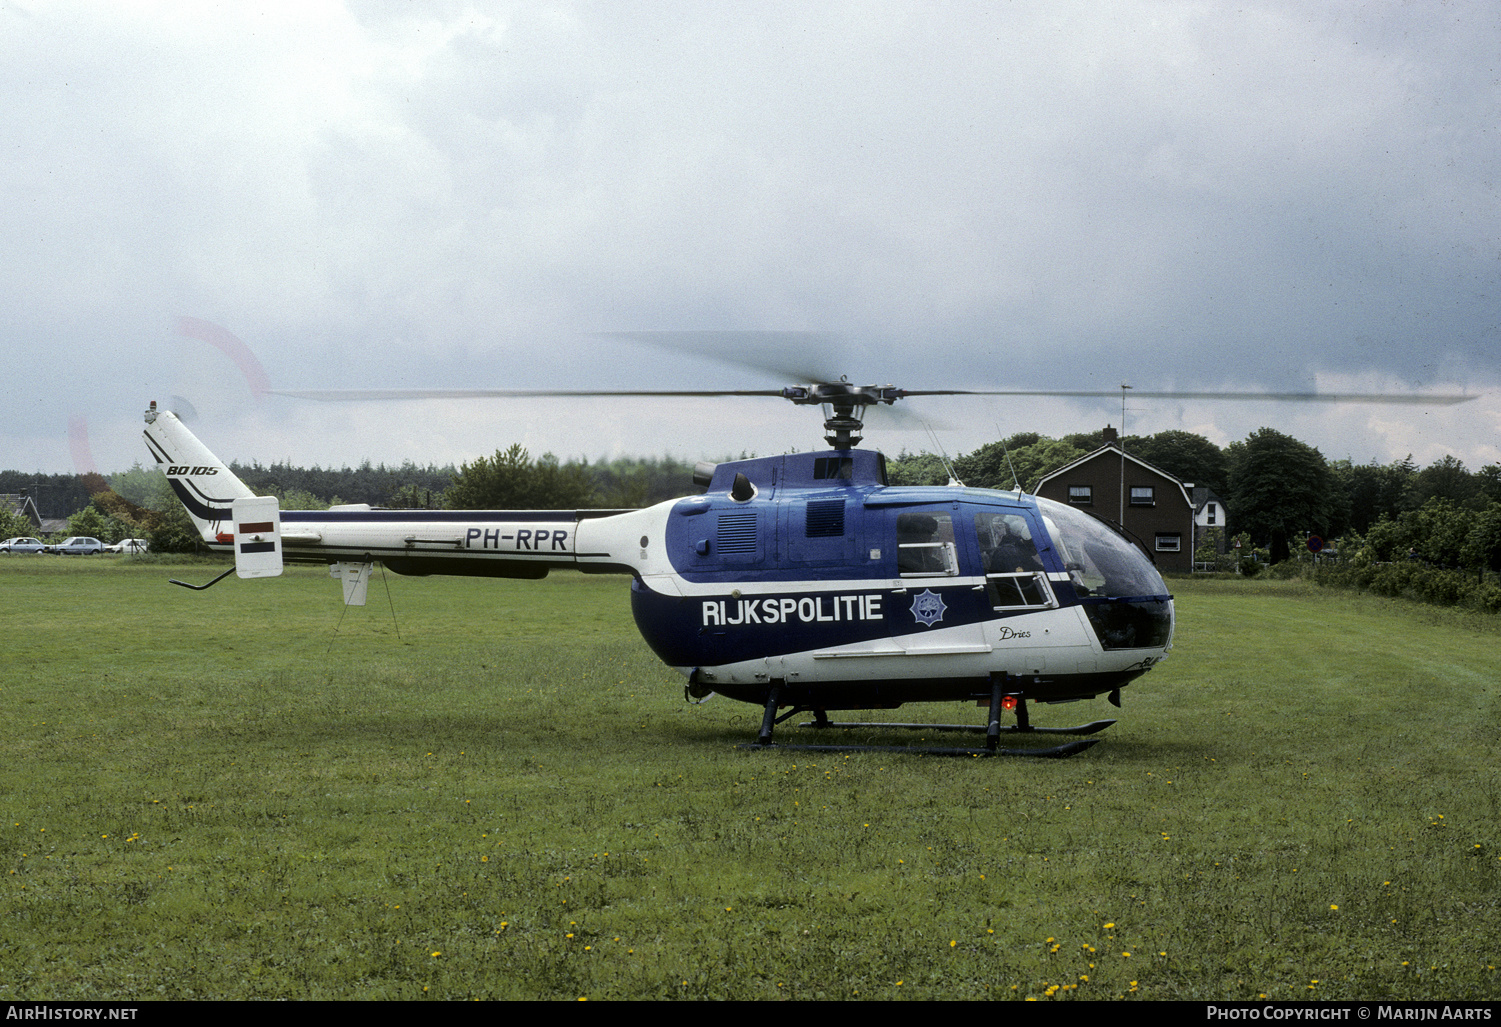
3, 564, 1500, 1000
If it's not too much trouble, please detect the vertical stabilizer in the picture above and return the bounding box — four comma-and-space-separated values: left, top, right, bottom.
232, 496, 283, 578
142, 402, 257, 542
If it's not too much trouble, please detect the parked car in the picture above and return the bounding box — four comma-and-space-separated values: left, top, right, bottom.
105, 538, 150, 553
49, 536, 105, 555
0, 536, 47, 554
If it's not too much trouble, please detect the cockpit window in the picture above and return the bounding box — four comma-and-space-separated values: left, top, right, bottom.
1039, 499, 1167, 598
973, 512, 1052, 609
896, 511, 958, 577
974, 512, 1043, 573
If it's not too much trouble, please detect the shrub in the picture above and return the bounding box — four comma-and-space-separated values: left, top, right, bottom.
1367, 563, 1419, 598
1268, 559, 1309, 580
1470, 583, 1501, 614
1413, 570, 1469, 607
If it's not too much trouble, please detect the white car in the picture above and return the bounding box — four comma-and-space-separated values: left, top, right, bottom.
0, 536, 47, 554
106, 538, 150, 553
49, 536, 105, 555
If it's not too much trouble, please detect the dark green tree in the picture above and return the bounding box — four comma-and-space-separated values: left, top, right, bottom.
1411, 497, 1472, 568
1463, 502, 1501, 576
66, 504, 129, 543
147, 503, 202, 553
0, 471, 92, 521
884, 450, 951, 487
1329, 457, 1415, 535
1226, 428, 1333, 563
0, 507, 35, 539
1126, 430, 1228, 496
445, 444, 598, 510
587, 454, 704, 506
953, 435, 1086, 492
1364, 498, 1489, 572
1476, 464, 1501, 504
1403, 454, 1480, 511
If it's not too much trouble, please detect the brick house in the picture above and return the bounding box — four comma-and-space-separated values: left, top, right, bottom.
1033, 429, 1197, 573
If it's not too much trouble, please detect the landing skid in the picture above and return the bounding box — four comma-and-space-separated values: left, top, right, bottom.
739, 739, 1101, 759
743, 678, 1114, 759
799, 719, 1117, 737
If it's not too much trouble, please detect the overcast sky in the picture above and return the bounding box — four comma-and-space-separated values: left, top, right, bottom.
2, 0, 1497, 479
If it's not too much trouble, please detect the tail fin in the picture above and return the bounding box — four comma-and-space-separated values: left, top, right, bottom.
142, 401, 256, 542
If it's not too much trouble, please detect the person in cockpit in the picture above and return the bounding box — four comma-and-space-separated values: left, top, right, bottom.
980, 514, 1043, 574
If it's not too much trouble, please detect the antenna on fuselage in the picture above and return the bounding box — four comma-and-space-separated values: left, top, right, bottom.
994, 423, 1021, 492
925, 422, 963, 487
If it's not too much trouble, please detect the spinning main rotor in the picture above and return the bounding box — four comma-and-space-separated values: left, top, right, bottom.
272, 331, 1477, 451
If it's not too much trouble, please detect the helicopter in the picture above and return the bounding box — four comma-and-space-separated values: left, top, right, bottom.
141, 358, 1476, 758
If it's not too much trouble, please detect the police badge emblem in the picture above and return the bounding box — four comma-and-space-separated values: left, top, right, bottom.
910, 588, 947, 627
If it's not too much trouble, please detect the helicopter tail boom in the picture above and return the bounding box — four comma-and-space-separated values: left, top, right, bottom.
143, 401, 674, 578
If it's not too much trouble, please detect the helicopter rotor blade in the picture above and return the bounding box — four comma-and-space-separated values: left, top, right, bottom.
598, 330, 848, 385
272, 386, 1477, 406
863, 399, 952, 431
895, 388, 1478, 406
272, 388, 788, 400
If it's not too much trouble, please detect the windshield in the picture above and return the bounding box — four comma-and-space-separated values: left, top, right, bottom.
1038, 498, 1167, 598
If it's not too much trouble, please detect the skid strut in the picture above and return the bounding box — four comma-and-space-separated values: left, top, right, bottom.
742, 676, 1111, 758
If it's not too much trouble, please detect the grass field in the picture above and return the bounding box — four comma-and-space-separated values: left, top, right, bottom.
3, 559, 1500, 1000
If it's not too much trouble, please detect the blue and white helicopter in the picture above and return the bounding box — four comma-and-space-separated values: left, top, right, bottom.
142, 363, 1473, 758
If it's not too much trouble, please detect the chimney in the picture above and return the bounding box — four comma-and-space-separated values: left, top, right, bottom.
1102, 425, 1118, 445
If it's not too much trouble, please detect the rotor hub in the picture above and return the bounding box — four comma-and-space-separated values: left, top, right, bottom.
779, 381, 903, 448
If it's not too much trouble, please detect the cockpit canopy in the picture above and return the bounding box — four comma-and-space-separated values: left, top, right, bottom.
1037, 498, 1168, 599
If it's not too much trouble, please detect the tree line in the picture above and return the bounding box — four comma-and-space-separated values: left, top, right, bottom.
8, 428, 1500, 572
0, 451, 708, 552
886, 427, 1501, 568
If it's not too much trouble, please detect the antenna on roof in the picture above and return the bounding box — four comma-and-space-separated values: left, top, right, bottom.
924, 422, 963, 487
1120, 383, 1132, 524
994, 423, 1022, 492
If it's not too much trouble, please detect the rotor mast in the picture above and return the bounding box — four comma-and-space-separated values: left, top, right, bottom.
779, 380, 903, 449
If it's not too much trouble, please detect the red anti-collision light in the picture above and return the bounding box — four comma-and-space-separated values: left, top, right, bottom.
1001, 696, 1018, 711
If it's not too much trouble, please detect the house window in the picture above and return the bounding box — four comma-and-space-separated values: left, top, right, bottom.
1130, 487, 1155, 506
1206, 502, 1217, 525
1155, 533, 1181, 552
1068, 485, 1092, 505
